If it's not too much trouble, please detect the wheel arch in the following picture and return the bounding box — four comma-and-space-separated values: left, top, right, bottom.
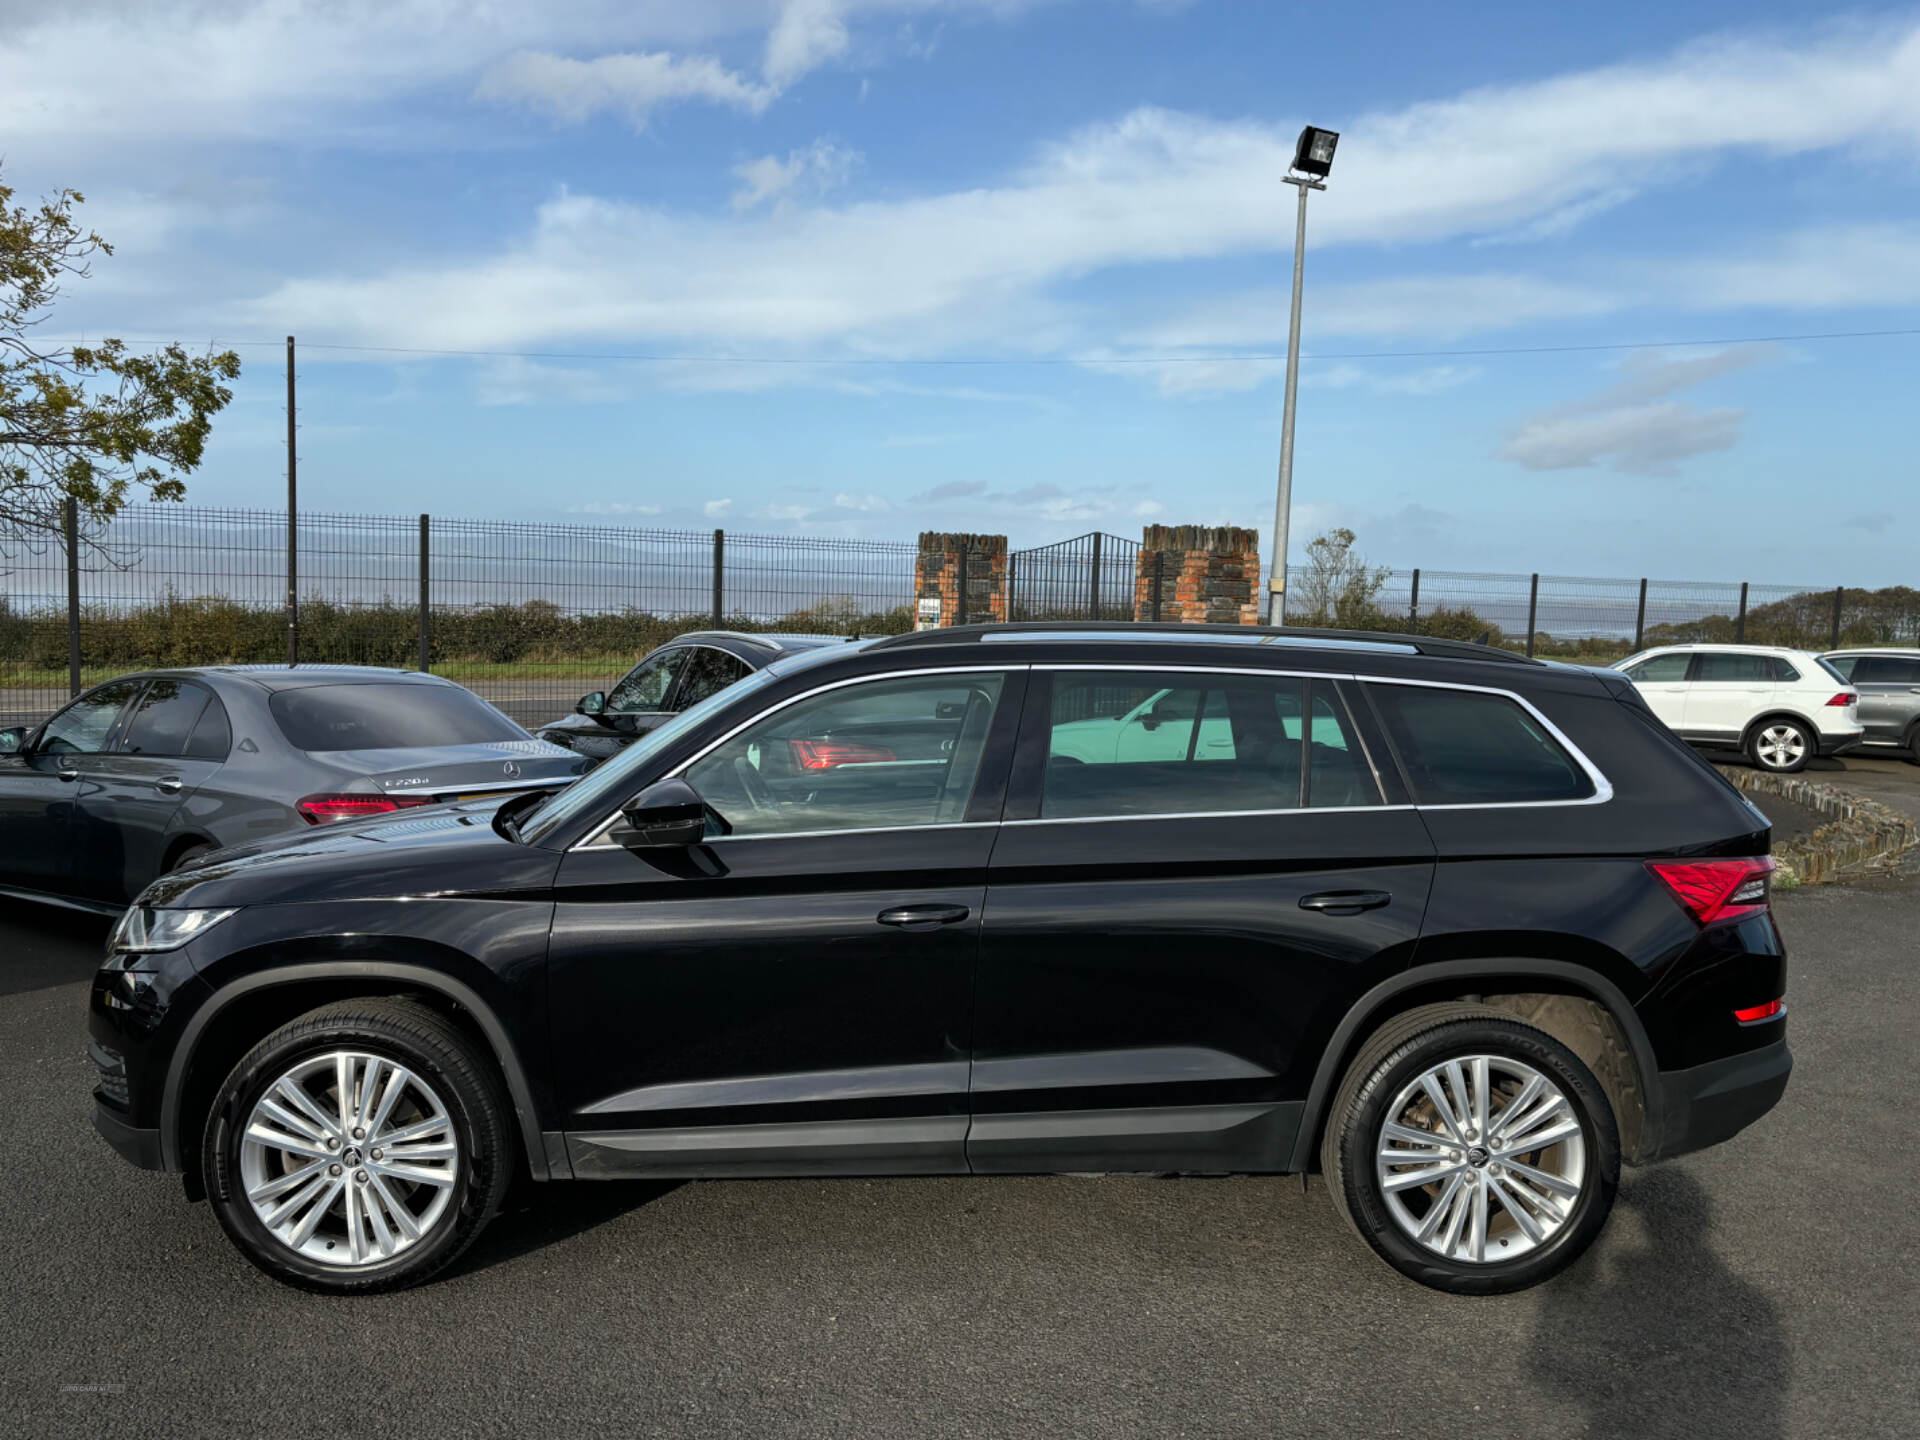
1289, 958, 1662, 1173
1739, 709, 1821, 750
161, 961, 562, 1187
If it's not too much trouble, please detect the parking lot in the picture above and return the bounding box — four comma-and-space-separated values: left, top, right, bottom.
3, 869, 1915, 1440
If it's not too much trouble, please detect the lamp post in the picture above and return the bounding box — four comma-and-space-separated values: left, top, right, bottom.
1266, 124, 1338, 625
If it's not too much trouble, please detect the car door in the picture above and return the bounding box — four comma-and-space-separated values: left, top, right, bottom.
71, 679, 229, 904
669, 645, 753, 713
970, 667, 1434, 1175
546, 667, 1022, 1179
1682, 651, 1772, 742
0, 679, 143, 899
1619, 652, 1691, 732
1848, 655, 1920, 742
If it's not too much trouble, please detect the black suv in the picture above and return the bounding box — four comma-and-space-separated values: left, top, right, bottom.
90, 625, 1791, 1294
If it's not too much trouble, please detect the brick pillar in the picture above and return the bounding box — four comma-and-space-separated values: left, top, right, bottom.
915, 532, 1008, 628
1133, 525, 1260, 625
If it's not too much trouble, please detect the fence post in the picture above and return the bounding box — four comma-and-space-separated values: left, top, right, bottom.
1088, 532, 1103, 619
285, 335, 298, 669
1525, 573, 1539, 659
1735, 582, 1749, 643
1634, 579, 1648, 652
711, 529, 724, 628
417, 514, 431, 672
956, 541, 970, 627
1408, 568, 1420, 633
63, 497, 81, 698
1006, 551, 1019, 621
1830, 586, 1844, 651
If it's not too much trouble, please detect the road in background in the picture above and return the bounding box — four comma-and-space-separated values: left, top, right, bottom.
3, 882, 1916, 1439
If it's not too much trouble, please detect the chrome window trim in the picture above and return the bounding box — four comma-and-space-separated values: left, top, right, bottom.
569, 658, 1614, 850
573, 665, 1022, 849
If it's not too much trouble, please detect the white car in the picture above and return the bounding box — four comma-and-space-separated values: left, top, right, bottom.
1612, 644, 1863, 773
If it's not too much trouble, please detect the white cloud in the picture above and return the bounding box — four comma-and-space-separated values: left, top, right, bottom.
1498, 345, 1774, 475
765, 0, 853, 88
476, 50, 776, 126
732, 140, 862, 212
704, 498, 735, 518
834, 491, 892, 511
568, 501, 664, 517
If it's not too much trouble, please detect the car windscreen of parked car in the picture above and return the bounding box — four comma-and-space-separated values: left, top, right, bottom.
1366, 684, 1593, 804
269, 683, 526, 751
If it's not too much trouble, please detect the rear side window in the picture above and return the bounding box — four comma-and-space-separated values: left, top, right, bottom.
1040, 671, 1379, 819
270, 683, 525, 751
1693, 653, 1772, 682
1366, 684, 1595, 805
119, 680, 211, 756
1769, 658, 1800, 682
186, 694, 233, 760
1853, 655, 1920, 685
673, 648, 753, 709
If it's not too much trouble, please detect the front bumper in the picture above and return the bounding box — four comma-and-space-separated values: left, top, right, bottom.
1645, 1036, 1791, 1161
93, 1100, 165, 1171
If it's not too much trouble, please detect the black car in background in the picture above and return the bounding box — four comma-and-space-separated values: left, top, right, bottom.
90, 624, 1790, 1295
0, 665, 582, 914
534, 631, 850, 765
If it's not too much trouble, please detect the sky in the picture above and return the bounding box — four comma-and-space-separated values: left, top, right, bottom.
5, 0, 1919, 586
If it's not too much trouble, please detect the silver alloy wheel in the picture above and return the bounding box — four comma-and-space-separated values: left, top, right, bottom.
1753, 723, 1808, 770
1374, 1054, 1587, 1265
239, 1050, 459, 1268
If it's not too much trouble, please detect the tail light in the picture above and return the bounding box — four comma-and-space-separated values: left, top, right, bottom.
296, 793, 433, 825
1645, 856, 1774, 926
1826, 692, 1857, 707
1734, 999, 1786, 1024
789, 739, 898, 770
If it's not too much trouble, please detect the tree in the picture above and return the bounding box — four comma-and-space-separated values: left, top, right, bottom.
1296, 526, 1391, 629
1, 171, 241, 540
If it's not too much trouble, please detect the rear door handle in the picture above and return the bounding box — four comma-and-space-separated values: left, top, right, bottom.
1299, 890, 1392, 915
155, 776, 184, 794
877, 904, 971, 931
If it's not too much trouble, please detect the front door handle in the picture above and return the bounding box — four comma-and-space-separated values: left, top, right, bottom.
155, 776, 184, 794
56, 766, 79, 782
877, 904, 971, 932
1299, 890, 1392, 916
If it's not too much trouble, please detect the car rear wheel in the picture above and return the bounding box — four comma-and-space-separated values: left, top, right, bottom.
1747, 718, 1813, 773
1905, 721, 1920, 766
1321, 1003, 1620, 1295
201, 997, 513, 1293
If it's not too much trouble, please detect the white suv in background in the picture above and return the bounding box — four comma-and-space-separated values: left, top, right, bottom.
1613, 644, 1863, 773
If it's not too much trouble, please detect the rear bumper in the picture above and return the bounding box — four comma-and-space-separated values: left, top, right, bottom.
1645, 1036, 1791, 1162
93, 1099, 165, 1172
1818, 732, 1864, 757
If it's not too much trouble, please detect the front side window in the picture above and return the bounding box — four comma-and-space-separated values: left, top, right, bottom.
1693, 653, 1772, 683
37, 679, 142, 756
673, 648, 752, 709
119, 680, 212, 757
270, 683, 525, 751
1622, 653, 1689, 683
1366, 684, 1594, 805
686, 672, 1006, 837
607, 651, 688, 714
1040, 671, 1377, 819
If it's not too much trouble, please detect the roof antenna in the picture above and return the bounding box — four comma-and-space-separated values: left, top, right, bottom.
1475, 630, 1492, 646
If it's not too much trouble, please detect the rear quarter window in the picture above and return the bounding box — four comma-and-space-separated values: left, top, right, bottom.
1365, 683, 1596, 805
269, 683, 526, 751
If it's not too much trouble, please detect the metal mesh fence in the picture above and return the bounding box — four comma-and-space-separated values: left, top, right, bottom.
1008, 533, 1140, 621
6, 503, 1917, 732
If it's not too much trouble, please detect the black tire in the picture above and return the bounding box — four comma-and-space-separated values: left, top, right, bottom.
166, 841, 216, 873
1905, 722, 1920, 766
201, 996, 514, 1293
1320, 1002, 1620, 1295
1745, 716, 1814, 774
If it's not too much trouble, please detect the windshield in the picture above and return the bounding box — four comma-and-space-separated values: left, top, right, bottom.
518, 667, 781, 846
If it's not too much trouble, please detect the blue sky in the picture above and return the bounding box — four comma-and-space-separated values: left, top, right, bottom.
6, 0, 1919, 584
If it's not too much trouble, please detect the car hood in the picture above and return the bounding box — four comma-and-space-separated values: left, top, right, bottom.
304, 739, 585, 796
139, 799, 561, 910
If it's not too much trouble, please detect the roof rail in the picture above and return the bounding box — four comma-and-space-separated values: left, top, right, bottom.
866, 621, 1537, 664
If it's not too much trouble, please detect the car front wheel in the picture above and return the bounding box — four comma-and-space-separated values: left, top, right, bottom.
1748, 718, 1814, 773
201, 997, 513, 1292
1321, 1003, 1620, 1295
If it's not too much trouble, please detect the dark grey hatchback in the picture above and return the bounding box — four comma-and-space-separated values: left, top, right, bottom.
0, 665, 582, 913
89, 625, 1791, 1296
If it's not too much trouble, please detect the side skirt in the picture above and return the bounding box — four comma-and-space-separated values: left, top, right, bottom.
563, 1102, 1303, 1180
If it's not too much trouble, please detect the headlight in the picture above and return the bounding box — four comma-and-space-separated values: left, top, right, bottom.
108, 906, 239, 954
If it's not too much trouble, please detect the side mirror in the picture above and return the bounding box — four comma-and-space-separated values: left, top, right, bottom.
576, 691, 607, 717
609, 777, 722, 850
0, 726, 25, 756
